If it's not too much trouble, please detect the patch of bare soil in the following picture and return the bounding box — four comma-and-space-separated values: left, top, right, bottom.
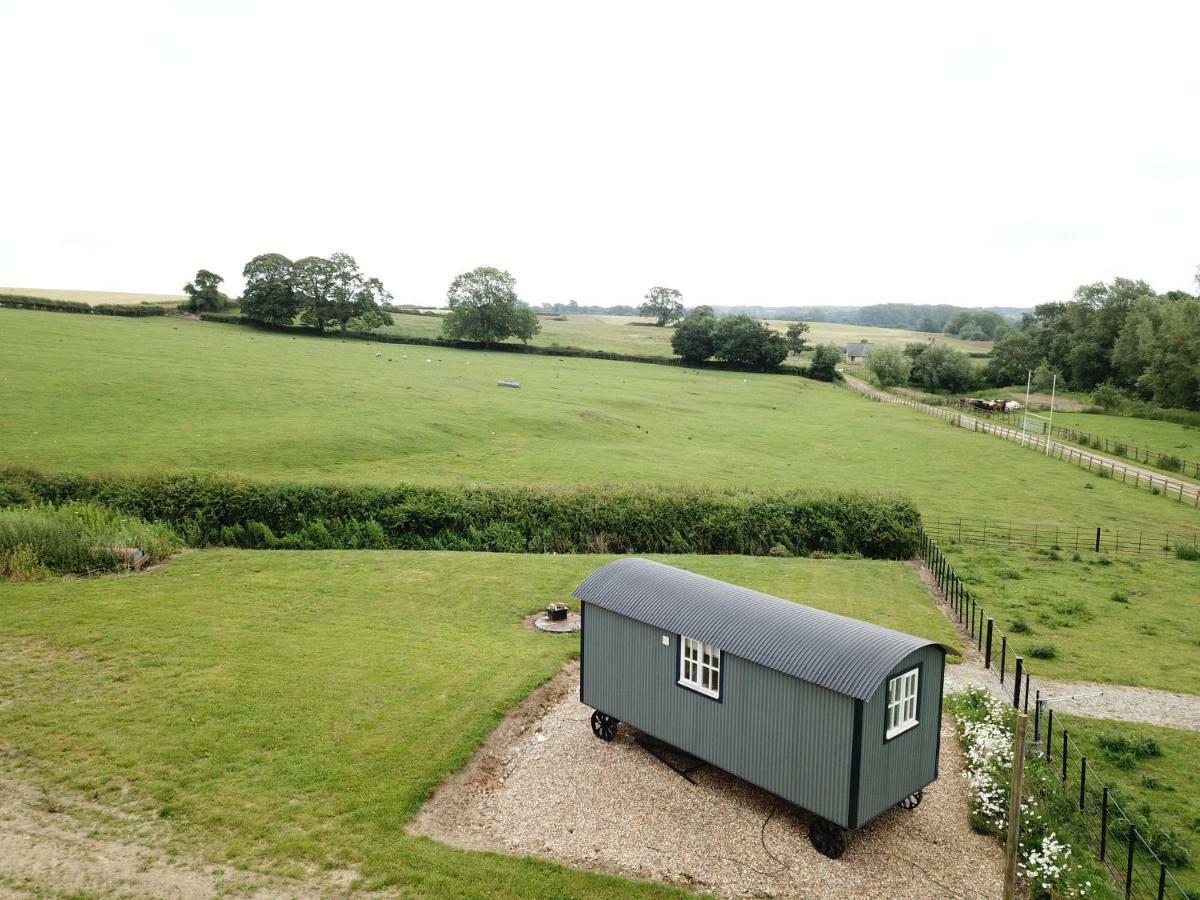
409, 663, 1004, 899
0, 773, 358, 898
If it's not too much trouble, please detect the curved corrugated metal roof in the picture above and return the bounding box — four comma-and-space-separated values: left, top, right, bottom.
574, 558, 949, 701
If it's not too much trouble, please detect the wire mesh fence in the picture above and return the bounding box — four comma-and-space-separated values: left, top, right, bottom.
920, 530, 1190, 899
922, 517, 1200, 557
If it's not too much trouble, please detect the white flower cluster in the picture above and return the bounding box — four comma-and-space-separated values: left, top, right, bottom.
1021, 833, 1074, 893
959, 691, 1014, 830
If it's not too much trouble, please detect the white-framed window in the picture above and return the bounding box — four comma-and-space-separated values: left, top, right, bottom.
679, 635, 721, 699
886, 667, 920, 739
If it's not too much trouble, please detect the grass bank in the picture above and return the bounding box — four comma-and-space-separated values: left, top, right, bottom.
0, 549, 956, 893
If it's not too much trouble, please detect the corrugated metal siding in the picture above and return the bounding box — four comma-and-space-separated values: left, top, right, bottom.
581, 603, 856, 826
574, 558, 950, 701
854, 645, 945, 826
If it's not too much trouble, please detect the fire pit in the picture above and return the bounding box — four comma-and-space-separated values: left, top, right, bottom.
532, 603, 581, 633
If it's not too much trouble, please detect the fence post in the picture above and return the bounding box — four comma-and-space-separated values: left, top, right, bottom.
1000, 636, 1007, 684
985, 619, 994, 668
1024, 671, 1030, 714
1002, 714, 1028, 900
1100, 786, 1108, 861
1013, 657, 1022, 708
1079, 756, 1086, 811
1033, 691, 1041, 743
1126, 823, 1136, 899
1095, 527, 1101, 553
1159, 864, 1167, 900
1046, 709, 1054, 763
1062, 730, 1068, 782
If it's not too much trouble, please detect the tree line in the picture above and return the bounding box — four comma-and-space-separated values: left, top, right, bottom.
863, 270, 1200, 411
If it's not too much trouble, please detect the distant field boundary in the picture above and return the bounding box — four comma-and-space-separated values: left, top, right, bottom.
0, 293, 168, 317
843, 376, 1200, 507
0, 467, 921, 559
923, 516, 1199, 557
197, 312, 821, 378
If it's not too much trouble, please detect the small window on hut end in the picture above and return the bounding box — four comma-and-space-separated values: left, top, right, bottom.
679, 635, 721, 699
885, 667, 919, 739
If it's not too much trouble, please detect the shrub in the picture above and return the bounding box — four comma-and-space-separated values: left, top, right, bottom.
1110, 590, 1129, 603
1010, 617, 1033, 633
1026, 644, 1057, 659
768, 543, 792, 558
805, 344, 843, 381
0, 467, 922, 560
1175, 545, 1200, 561
0, 293, 167, 317
1098, 732, 1162, 760
0, 502, 178, 577
1155, 453, 1184, 472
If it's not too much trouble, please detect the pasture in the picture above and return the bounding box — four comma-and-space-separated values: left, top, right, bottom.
0, 310, 1179, 533
1049, 411, 1200, 473
0, 549, 955, 894
377, 309, 992, 357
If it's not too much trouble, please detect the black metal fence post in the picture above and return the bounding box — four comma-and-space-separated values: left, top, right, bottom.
1046, 709, 1054, 763
1100, 786, 1109, 861
1159, 864, 1167, 900
1079, 757, 1087, 810
1034, 692, 1041, 743
1000, 636, 1007, 684
1023, 672, 1030, 713
1126, 825, 1136, 899
1013, 657, 1023, 708
985, 619, 993, 668
1096, 527, 1102, 553
1062, 730, 1069, 782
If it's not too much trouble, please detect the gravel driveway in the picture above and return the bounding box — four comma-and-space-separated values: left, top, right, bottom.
410, 662, 1004, 899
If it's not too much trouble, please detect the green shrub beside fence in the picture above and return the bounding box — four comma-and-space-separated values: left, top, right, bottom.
0, 467, 920, 559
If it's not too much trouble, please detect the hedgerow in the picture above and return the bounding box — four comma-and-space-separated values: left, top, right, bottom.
0, 467, 921, 559
0, 293, 167, 316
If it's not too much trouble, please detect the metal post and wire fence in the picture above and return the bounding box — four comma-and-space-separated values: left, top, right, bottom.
919, 530, 1190, 899
921, 517, 1200, 557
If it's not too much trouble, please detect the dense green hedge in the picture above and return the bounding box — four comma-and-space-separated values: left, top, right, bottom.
198, 313, 812, 376
0, 468, 921, 559
0, 294, 168, 317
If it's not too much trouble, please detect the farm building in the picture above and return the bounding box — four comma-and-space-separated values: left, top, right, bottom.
575, 558, 948, 858
845, 342, 872, 362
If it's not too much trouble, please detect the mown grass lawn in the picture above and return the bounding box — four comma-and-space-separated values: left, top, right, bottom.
939, 544, 1200, 696
0, 549, 957, 895
1056, 714, 1200, 896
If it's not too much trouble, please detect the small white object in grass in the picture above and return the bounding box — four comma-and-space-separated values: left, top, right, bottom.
535, 733, 547, 743
425, 358, 432, 363
374, 352, 381, 358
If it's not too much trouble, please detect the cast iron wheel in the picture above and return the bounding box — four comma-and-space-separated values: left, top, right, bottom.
590, 710, 618, 741
898, 790, 923, 811
808, 816, 848, 859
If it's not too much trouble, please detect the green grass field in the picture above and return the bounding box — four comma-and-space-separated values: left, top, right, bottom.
375, 310, 991, 357
1057, 714, 1200, 895
0, 310, 1183, 533
1049, 411, 1200, 473
0, 286, 185, 306
938, 544, 1200, 695
0, 549, 955, 894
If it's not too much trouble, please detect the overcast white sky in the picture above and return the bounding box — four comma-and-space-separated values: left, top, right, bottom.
2, 1, 1198, 309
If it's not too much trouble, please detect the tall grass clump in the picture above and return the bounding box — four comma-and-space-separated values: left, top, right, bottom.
0, 502, 178, 578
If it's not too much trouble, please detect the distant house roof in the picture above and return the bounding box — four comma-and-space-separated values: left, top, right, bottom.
846, 342, 872, 356
573, 558, 949, 701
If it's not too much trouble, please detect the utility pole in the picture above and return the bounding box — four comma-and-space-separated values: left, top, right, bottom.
1004, 713, 1029, 900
